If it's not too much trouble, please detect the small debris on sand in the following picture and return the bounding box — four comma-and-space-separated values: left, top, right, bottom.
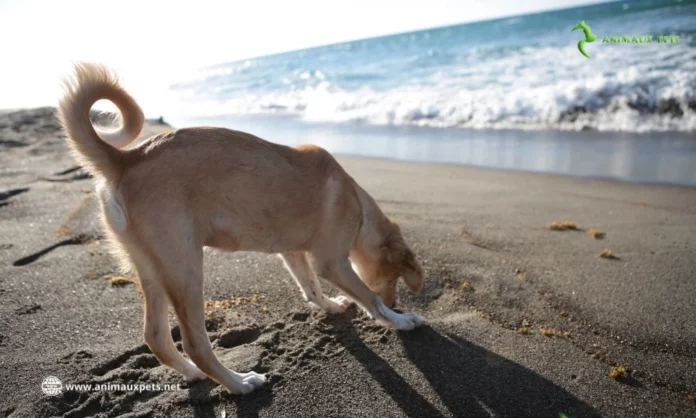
599, 249, 619, 260
539, 327, 570, 338
458, 226, 490, 249
16, 304, 42, 315
586, 228, 605, 239
109, 276, 134, 287
687, 394, 696, 403
518, 319, 530, 335
205, 295, 265, 311
608, 365, 628, 379
204, 295, 267, 323
548, 221, 578, 231
587, 345, 606, 360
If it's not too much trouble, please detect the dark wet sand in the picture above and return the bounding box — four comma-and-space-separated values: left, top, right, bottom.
1, 108, 695, 417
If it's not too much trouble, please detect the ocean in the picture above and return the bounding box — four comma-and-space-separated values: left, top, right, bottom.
168, 0, 696, 185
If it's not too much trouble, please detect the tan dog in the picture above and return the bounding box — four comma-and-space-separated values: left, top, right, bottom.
57, 63, 425, 395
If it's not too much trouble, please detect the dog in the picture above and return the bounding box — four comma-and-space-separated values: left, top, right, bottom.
57, 63, 425, 395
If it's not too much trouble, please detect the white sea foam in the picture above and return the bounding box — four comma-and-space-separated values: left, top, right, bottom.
169, 10, 696, 133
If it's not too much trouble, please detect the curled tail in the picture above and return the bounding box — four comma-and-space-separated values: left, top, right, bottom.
57, 63, 144, 182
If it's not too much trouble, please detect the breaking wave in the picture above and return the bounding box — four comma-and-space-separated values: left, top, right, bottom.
170, 1, 696, 133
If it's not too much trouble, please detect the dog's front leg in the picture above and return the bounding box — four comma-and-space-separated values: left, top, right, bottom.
312, 257, 424, 331
280, 252, 352, 313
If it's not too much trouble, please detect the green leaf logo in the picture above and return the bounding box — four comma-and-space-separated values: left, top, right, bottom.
572, 20, 597, 58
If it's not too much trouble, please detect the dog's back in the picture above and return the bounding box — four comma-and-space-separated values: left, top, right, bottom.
117, 126, 360, 254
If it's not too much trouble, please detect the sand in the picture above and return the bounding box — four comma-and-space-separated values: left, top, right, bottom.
0, 108, 695, 417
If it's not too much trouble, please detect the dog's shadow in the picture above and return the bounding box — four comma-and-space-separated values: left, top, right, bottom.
329, 314, 600, 418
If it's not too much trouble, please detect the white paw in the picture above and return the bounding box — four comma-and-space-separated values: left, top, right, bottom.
322, 300, 348, 314
235, 381, 258, 395
329, 295, 353, 309
230, 372, 266, 395
241, 371, 266, 388
387, 312, 425, 331
323, 295, 352, 313
311, 296, 351, 314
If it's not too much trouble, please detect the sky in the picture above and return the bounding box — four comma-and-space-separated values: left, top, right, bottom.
0, 0, 609, 113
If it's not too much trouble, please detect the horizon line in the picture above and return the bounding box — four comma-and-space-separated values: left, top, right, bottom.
205, 0, 617, 69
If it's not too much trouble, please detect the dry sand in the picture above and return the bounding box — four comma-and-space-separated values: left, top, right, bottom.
1, 108, 695, 417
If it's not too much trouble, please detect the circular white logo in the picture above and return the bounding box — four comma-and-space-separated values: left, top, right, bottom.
41, 376, 62, 396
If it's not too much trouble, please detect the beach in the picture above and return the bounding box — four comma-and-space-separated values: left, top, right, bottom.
1, 108, 696, 417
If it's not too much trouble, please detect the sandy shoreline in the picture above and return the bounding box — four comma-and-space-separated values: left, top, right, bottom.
1, 108, 695, 417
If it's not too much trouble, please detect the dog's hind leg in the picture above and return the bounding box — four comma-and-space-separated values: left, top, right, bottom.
101, 196, 208, 382
164, 246, 265, 394
280, 252, 352, 314
116, 236, 209, 382
140, 278, 208, 382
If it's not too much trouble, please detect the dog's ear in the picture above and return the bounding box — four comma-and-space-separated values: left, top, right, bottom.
380, 244, 394, 263
380, 229, 405, 264
381, 223, 423, 292
401, 251, 423, 293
